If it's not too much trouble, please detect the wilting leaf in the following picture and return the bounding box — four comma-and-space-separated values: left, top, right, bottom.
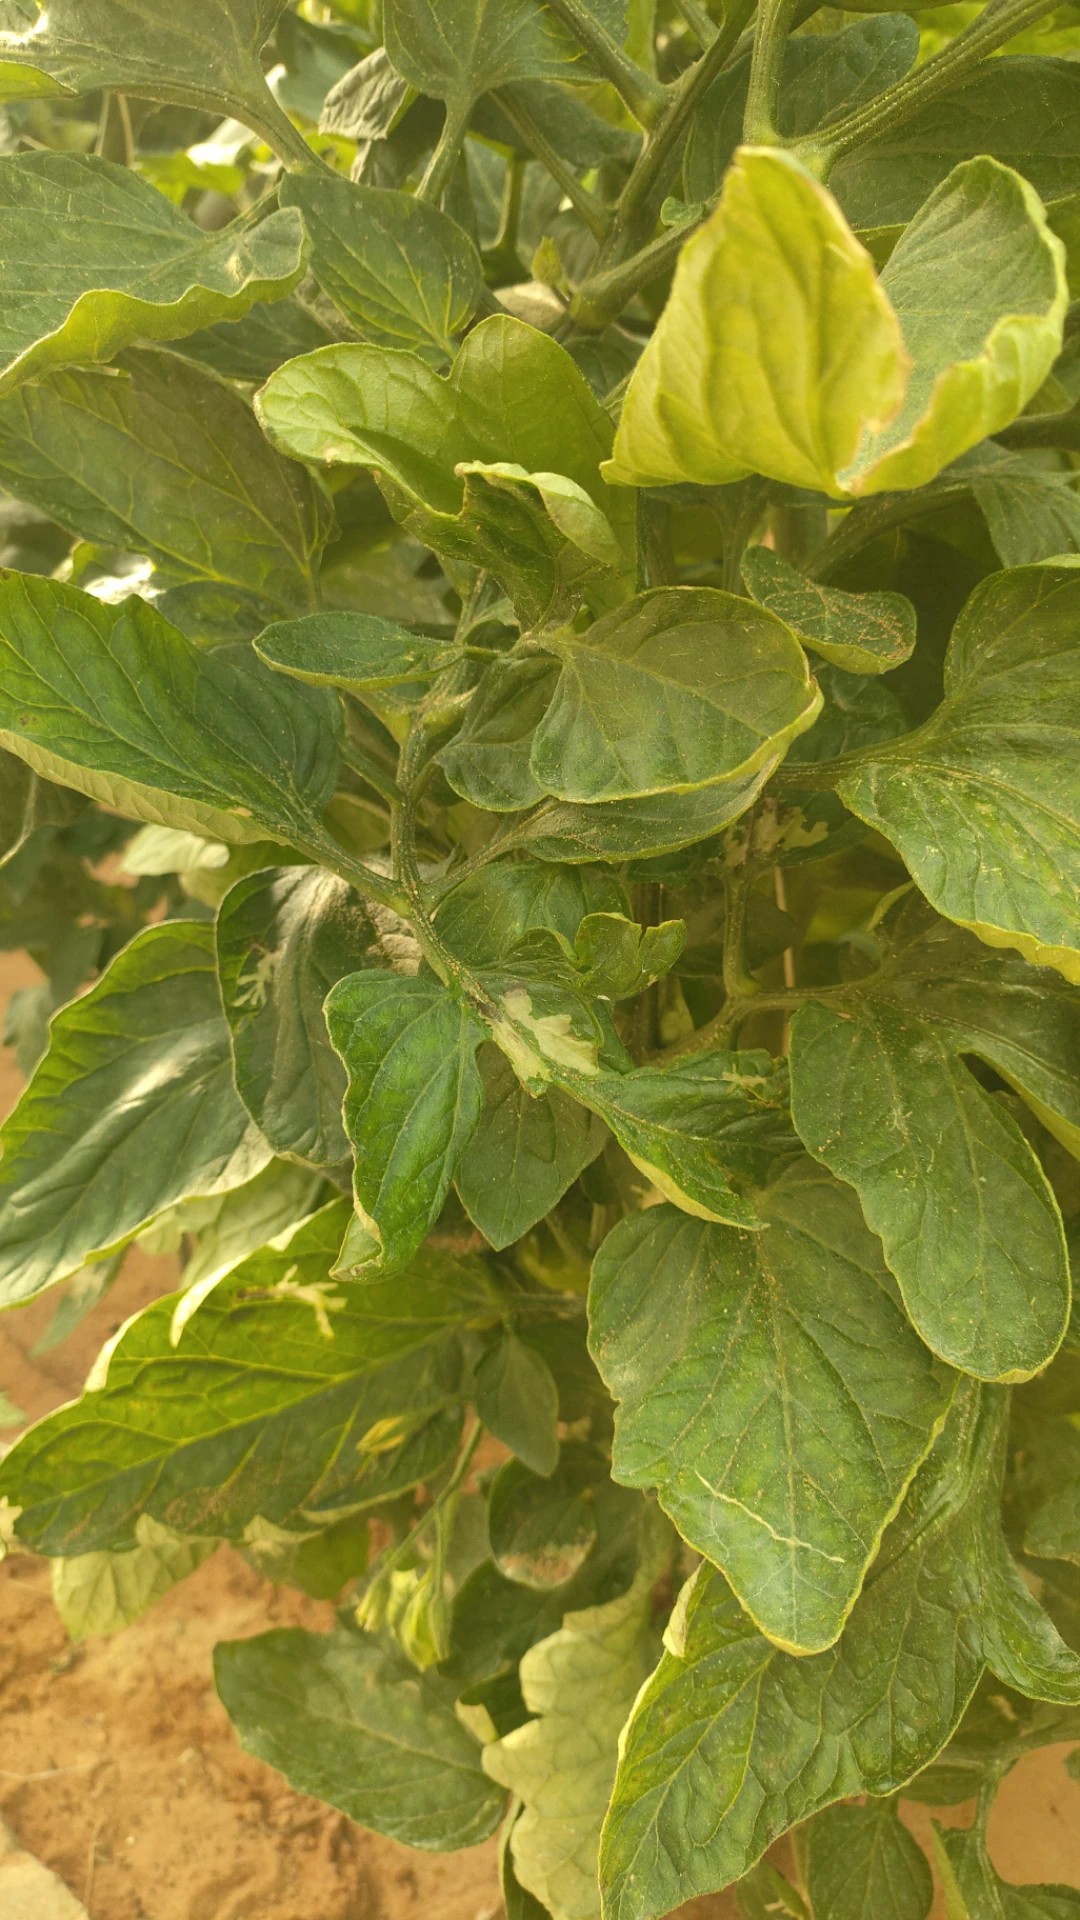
607, 150, 1065, 499
216, 1624, 505, 1848
281, 173, 482, 364
590, 1160, 954, 1652
0, 1202, 499, 1552
931, 1816, 1080, 1919
836, 565, 1080, 982
52, 1518, 216, 1641
0, 574, 342, 849
529, 587, 822, 803
0, 350, 329, 613
790, 899, 1075, 1380
484, 1528, 666, 1920
0, 922, 269, 1309
0, 153, 305, 397
325, 971, 485, 1274
599, 1387, 1080, 1918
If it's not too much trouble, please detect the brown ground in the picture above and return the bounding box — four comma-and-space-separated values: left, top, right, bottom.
0, 951, 1078, 1919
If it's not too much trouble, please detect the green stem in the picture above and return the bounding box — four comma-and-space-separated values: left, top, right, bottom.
804, 479, 972, 581
417, 97, 471, 204
299, 827, 411, 918
570, 211, 704, 332
721, 864, 759, 1003
492, 89, 613, 240
542, 0, 667, 126
617, 0, 756, 237
801, 0, 1062, 170
392, 722, 497, 1014
743, 0, 801, 145
233, 91, 321, 173
673, 0, 719, 47
339, 741, 402, 805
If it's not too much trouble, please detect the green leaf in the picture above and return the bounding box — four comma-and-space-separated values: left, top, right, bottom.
963, 445, 1080, 569
0, 575, 342, 850
0, 1201, 498, 1553
325, 971, 485, 1275
931, 1818, 1080, 1919
215, 1624, 505, 1849
436, 859, 628, 972
52, 1517, 216, 1641
441, 659, 559, 813
833, 57, 1080, 229
256, 315, 635, 623
217, 865, 397, 1169
572, 913, 685, 1000
0, 350, 330, 614
0, 1390, 24, 1428
529, 587, 822, 804
790, 901, 1075, 1380
256, 609, 461, 696
488, 1448, 603, 1587
607, 151, 1066, 500
0, 154, 305, 397
475, 1334, 561, 1477
484, 1529, 666, 1920
589, 1160, 955, 1653
516, 761, 780, 864
0, 0, 305, 153
384, 0, 627, 112
165, 1162, 323, 1296
455, 1046, 606, 1250
805, 1802, 932, 1920
741, 545, 916, 674
281, 173, 482, 366
495, 1042, 795, 1229
0, 750, 81, 868
0, 921, 269, 1310
598, 1386, 1080, 1918
836, 566, 1080, 982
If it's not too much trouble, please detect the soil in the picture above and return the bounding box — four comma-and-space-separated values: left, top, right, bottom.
0, 950, 1078, 1920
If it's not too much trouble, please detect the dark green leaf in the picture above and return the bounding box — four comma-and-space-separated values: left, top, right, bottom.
516, 762, 780, 864
0, 1201, 497, 1552
475, 1333, 561, 1477
216, 865, 396, 1169
325, 971, 485, 1274
215, 1625, 505, 1849
684, 17, 920, 206
0, 350, 330, 613
790, 900, 1075, 1380
741, 544, 916, 674
932, 1817, 1080, 1919
256, 609, 461, 695
0, 575, 341, 849
590, 1160, 954, 1652
0, 921, 268, 1309
441, 658, 558, 813
599, 1387, 1080, 1918
436, 859, 627, 972
805, 1802, 933, 1920
0, 154, 305, 396
456, 1046, 606, 1249
281, 173, 482, 365
833, 58, 1080, 229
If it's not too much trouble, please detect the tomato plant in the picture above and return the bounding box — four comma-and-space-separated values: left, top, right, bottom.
0, 2, 1079, 1914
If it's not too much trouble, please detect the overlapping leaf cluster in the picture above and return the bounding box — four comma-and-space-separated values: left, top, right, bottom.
0, 1, 1079, 1914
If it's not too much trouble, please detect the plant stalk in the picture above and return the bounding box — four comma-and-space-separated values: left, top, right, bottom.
743, 0, 802, 144
542, 0, 667, 126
